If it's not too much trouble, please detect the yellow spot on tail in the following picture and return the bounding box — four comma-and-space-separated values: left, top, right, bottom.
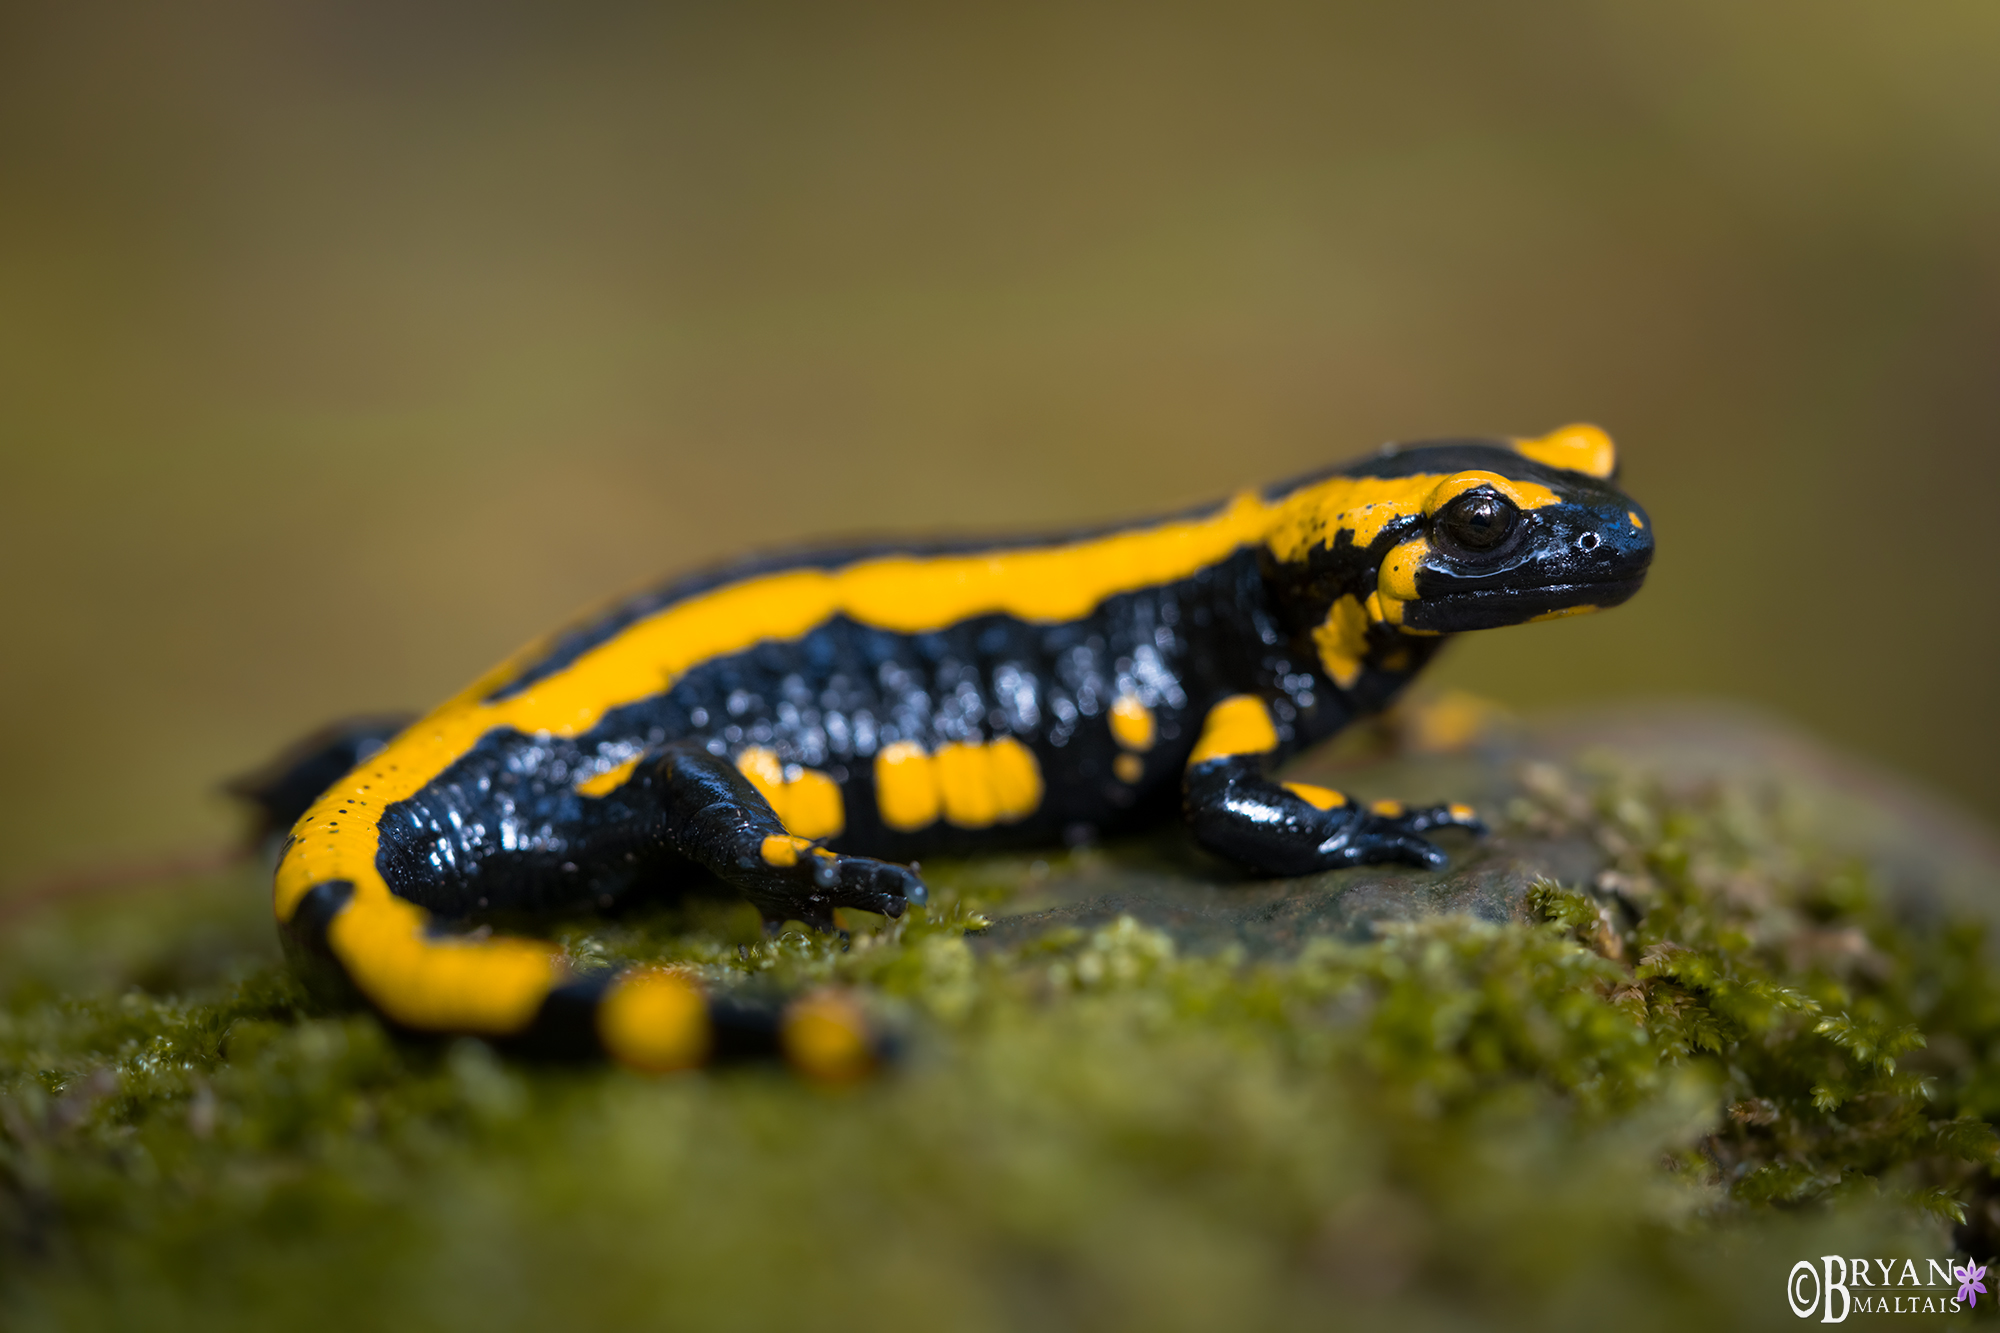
574, 753, 643, 798
1109, 695, 1156, 751
1312, 595, 1370, 689
1113, 754, 1144, 784
1283, 782, 1348, 810
736, 747, 846, 840
760, 834, 816, 867
1512, 423, 1616, 479
781, 989, 876, 1084
1188, 695, 1279, 766
1370, 799, 1405, 817
598, 969, 710, 1073
873, 736, 1043, 832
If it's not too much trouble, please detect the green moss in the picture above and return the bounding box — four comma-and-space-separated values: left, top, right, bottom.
2, 759, 1997, 1330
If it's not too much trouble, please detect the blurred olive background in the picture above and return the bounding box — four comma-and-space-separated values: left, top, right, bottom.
2, 1, 1996, 893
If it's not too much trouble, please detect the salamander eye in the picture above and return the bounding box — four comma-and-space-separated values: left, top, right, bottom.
1434, 489, 1519, 557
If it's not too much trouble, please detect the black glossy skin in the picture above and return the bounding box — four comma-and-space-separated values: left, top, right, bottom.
370, 543, 1396, 920
250, 436, 1652, 1057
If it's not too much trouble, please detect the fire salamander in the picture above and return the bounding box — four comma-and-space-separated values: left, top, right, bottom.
242, 424, 1652, 1076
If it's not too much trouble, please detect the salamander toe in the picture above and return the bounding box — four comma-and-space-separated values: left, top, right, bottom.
820, 854, 928, 919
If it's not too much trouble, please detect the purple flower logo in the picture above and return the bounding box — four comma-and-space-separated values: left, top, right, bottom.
1955, 1261, 1988, 1307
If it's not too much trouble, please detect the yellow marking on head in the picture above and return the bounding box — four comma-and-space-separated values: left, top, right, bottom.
1369, 799, 1406, 817
1367, 473, 1558, 614
1422, 470, 1562, 514
871, 736, 1042, 832
1628, 510, 1644, 529
1512, 423, 1616, 479
1266, 475, 1438, 563
1113, 753, 1144, 784
760, 834, 816, 867
1378, 537, 1429, 603
325, 887, 559, 1034
597, 969, 710, 1073
1311, 595, 1369, 690
1528, 604, 1600, 622
1108, 695, 1156, 751
1283, 782, 1348, 810
1448, 803, 1477, 821
1187, 695, 1279, 767
1267, 469, 1560, 569
736, 747, 846, 840
781, 989, 876, 1084
573, 754, 644, 798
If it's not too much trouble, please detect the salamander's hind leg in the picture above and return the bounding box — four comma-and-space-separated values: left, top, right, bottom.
1181, 695, 1485, 876
652, 741, 927, 930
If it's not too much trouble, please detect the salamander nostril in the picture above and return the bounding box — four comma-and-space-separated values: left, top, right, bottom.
1577, 531, 1602, 552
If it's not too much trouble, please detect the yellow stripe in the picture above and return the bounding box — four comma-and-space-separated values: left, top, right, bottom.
324, 889, 558, 1033
273, 461, 1546, 1032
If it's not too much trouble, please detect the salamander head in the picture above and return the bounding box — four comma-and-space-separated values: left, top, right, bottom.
1264, 425, 1653, 676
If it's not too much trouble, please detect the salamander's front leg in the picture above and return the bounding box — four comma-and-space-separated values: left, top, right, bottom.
1181, 695, 1484, 875
654, 742, 927, 930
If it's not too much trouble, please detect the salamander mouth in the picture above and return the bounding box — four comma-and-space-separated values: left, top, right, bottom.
1404, 575, 1647, 632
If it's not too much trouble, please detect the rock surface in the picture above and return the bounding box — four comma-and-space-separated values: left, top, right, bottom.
979, 699, 2000, 954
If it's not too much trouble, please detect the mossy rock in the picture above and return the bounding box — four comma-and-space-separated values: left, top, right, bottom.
988, 700, 2000, 952
2, 702, 1997, 1332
